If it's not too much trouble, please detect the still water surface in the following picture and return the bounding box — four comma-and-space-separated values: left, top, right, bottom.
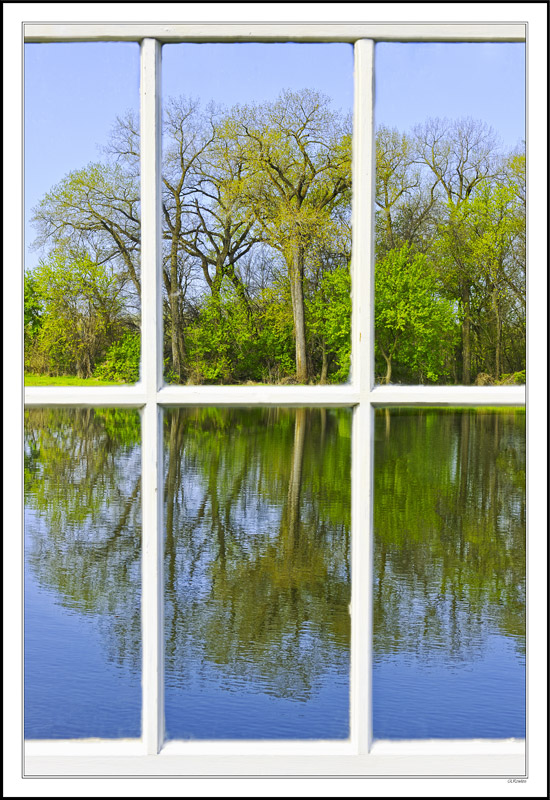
24, 407, 524, 740
163, 407, 351, 739
24, 408, 142, 738
373, 408, 525, 739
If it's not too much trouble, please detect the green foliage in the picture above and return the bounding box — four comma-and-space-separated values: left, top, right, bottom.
306, 265, 351, 383
375, 244, 459, 383
255, 282, 296, 381
94, 332, 140, 383
185, 285, 255, 383
30, 96, 524, 386
24, 271, 42, 340
495, 370, 526, 385
27, 251, 126, 378
184, 279, 296, 384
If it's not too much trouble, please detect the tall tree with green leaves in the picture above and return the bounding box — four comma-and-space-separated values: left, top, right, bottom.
224, 89, 352, 382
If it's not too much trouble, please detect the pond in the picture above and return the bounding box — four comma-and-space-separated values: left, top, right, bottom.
24, 407, 524, 740
373, 408, 525, 739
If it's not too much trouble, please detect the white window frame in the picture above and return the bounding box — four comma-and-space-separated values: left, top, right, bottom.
20, 20, 529, 780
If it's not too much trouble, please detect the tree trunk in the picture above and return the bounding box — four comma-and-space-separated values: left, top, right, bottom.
320, 340, 329, 384
169, 202, 184, 381
384, 206, 394, 250
381, 351, 392, 384
461, 283, 471, 385
289, 244, 308, 383
169, 282, 183, 381
492, 287, 502, 380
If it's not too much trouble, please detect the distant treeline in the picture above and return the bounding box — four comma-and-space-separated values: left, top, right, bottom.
25, 90, 525, 385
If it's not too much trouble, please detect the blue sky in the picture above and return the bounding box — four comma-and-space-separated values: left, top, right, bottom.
375, 42, 525, 148
25, 41, 525, 268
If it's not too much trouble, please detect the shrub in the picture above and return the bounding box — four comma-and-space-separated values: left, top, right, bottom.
94, 333, 140, 383
496, 370, 526, 385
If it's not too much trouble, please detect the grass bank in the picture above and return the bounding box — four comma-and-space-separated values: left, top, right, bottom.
24, 374, 129, 387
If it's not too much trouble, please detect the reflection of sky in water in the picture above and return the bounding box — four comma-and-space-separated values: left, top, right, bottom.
373, 410, 525, 739
164, 408, 351, 740
25, 541, 141, 739
374, 635, 525, 739
24, 410, 142, 739
25, 406, 523, 741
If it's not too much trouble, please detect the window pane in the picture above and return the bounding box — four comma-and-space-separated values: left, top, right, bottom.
24, 408, 142, 738
164, 407, 351, 739
161, 43, 353, 385
373, 408, 525, 739
374, 44, 526, 386
24, 44, 141, 386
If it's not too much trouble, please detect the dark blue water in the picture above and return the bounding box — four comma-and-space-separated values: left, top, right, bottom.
372, 409, 525, 739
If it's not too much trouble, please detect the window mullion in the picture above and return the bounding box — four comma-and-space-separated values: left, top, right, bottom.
140, 37, 164, 755
352, 38, 376, 395
350, 38, 376, 755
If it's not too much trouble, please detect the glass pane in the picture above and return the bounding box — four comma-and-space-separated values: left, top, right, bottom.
161, 43, 353, 385
374, 44, 526, 386
164, 407, 351, 739
373, 408, 525, 739
24, 44, 141, 386
24, 408, 142, 738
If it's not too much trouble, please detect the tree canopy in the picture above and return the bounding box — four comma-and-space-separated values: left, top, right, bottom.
28, 96, 525, 386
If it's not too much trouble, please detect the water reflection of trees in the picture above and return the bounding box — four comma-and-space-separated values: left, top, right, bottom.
163, 407, 351, 701
24, 407, 352, 700
25, 406, 523, 701
24, 408, 142, 672
374, 409, 526, 663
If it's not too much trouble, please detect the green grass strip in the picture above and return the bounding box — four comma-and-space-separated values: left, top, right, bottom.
24, 374, 129, 387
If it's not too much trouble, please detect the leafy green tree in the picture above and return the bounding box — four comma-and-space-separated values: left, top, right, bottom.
106, 101, 262, 382
31, 162, 141, 302
185, 284, 255, 383
254, 278, 296, 382
433, 160, 525, 381
224, 89, 352, 382
453, 181, 524, 379
375, 244, 458, 384
30, 251, 127, 378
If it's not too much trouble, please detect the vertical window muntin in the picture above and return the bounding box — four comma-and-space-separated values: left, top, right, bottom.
23, 25, 525, 768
